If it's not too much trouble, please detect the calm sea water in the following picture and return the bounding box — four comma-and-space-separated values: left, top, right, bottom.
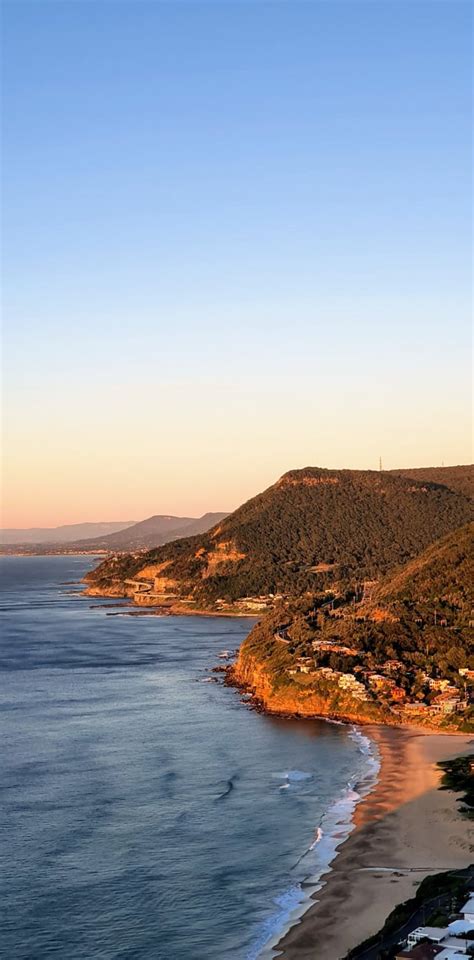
0, 557, 377, 960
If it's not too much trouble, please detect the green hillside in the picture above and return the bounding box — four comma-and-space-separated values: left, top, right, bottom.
232, 523, 474, 731
372, 522, 473, 611
85, 467, 473, 606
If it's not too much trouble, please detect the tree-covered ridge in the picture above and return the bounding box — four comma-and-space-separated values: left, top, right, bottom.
234, 524, 474, 731
372, 522, 473, 611
390, 464, 473, 500
86, 467, 473, 604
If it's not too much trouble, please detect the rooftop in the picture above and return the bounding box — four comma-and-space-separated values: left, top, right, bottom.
461, 896, 474, 914
408, 927, 449, 943
396, 943, 442, 960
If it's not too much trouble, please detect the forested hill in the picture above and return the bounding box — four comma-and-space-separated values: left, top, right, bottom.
370, 522, 473, 613
390, 464, 473, 500
85, 467, 473, 606
231, 523, 474, 731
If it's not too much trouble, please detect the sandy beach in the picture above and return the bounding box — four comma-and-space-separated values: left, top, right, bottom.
273, 725, 473, 960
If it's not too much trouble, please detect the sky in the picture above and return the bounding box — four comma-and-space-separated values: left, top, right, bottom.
2, 0, 472, 527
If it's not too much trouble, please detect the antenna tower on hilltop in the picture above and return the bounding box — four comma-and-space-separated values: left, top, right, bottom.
379, 455, 383, 472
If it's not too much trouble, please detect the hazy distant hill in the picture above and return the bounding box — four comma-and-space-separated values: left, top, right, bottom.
72, 512, 229, 551
0, 513, 230, 554
76, 514, 196, 550
0, 521, 136, 545
86, 466, 473, 604
391, 464, 473, 500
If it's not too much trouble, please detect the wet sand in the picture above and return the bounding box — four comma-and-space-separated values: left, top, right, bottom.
273, 725, 473, 960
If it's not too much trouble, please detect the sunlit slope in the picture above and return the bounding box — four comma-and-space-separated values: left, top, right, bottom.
85, 467, 473, 605
391, 464, 473, 500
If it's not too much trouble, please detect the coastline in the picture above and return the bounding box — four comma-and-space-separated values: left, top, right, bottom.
252, 725, 380, 960
269, 725, 473, 960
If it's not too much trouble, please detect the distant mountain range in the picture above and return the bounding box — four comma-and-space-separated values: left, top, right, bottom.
0, 513, 229, 554
85, 464, 473, 606
0, 521, 136, 545
69, 513, 229, 551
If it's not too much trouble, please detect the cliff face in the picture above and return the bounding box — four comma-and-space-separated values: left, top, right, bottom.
232, 640, 391, 726
85, 582, 132, 598
229, 587, 474, 732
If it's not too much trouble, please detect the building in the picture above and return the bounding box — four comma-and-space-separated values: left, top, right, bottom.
428, 678, 454, 692
311, 639, 358, 655
338, 673, 368, 701
368, 673, 396, 692
399, 925, 474, 959
395, 946, 441, 960
436, 952, 469, 960
431, 693, 463, 714
437, 936, 472, 954
401, 703, 431, 717
460, 894, 474, 922
406, 927, 449, 948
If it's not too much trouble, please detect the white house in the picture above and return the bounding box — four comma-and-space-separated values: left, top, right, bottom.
460, 895, 474, 922
406, 926, 448, 947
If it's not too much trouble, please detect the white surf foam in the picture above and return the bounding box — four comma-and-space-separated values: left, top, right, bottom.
246, 725, 381, 960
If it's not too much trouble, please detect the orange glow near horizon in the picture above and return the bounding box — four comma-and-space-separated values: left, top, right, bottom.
2, 377, 472, 528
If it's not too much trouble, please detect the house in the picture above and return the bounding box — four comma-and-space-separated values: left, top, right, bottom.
436, 952, 468, 960
402, 703, 431, 716
460, 894, 474, 922
398, 923, 474, 958
294, 657, 314, 674
395, 946, 441, 960
239, 599, 269, 611
338, 674, 368, 700
368, 673, 395, 692
437, 936, 472, 954
406, 927, 449, 948
431, 693, 462, 714
428, 678, 453, 692
391, 685, 407, 701
311, 640, 358, 655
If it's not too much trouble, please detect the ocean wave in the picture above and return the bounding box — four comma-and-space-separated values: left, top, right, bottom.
248, 727, 380, 960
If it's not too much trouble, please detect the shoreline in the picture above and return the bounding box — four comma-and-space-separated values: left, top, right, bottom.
253, 724, 381, 960
227, 664, 471, 735
93, 601, 258, 619
268, 725, 473, 960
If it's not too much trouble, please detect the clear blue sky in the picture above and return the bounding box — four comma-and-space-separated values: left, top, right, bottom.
2, 0, 472, 525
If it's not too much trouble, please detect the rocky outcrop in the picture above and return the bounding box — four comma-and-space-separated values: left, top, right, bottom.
231, 645, 391, 726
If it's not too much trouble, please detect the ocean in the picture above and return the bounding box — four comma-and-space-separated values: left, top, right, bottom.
0, 556, 379, 960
